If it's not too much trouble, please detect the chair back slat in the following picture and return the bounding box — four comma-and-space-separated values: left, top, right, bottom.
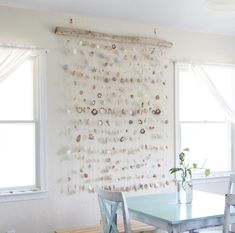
228, 174, 235, 194
97, 189, 131, 233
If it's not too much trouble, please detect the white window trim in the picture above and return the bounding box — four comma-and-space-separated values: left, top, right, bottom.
174, 61, 235, 183
0, 190, 48, 203
0, 47, 48, 202
36, 49, 48, 195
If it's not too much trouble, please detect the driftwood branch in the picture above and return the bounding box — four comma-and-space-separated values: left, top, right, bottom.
55, 27, 173, 48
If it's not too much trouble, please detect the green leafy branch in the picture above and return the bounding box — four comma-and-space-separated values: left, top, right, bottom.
169, 148, 210, 182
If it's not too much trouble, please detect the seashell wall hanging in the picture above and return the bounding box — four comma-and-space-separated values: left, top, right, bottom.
55, 27, 173, 194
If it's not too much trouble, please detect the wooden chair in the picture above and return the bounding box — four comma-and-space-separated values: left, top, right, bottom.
97, 189, 131, 233
55, 189, 155, 233
199, 175, 235, 233
223, 194, 235, 233
199, 193, 235, 233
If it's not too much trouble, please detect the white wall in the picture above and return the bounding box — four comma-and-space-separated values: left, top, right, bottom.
0, 5, 235, 233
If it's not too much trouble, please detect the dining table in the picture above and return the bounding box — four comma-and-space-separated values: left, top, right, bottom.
126, 191, 235, 233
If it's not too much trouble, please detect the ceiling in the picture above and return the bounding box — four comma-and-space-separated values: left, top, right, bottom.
1, 0, 235, 36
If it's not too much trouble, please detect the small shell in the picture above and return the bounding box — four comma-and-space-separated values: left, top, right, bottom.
76, 135, 81, 142
98, 120, 103, 126
89, 134, 94, 140
91, 109, 98, 115
140, 129, 145, 134
138, 119, 143, 124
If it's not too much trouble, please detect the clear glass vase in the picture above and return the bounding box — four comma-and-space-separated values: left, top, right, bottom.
177, 179, 193, 204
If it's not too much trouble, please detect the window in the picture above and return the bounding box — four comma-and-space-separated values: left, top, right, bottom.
0, 46, 47, 201
175, 63, 235, 178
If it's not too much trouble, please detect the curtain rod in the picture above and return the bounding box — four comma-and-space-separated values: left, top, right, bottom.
55, 26, 173, 48
0, 43, 48, 52
175, 61, 235, 67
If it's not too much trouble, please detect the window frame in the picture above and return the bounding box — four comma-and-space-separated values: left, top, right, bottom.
0, 46, 47, 202
174, 62, 234, 181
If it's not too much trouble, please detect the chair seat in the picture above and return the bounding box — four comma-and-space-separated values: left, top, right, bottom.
55, 220, 156, 233
119, 220, 156, 233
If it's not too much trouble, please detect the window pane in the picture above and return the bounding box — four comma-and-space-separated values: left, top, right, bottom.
181, 123, 230, 173
0, 59, 34, 120
203, 65, 235, 109
0, 123, 35, 189
179, 68, 226, 121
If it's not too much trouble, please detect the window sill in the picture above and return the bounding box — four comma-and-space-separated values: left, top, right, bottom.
192, 172, 231, 184
0, 189, 48, 203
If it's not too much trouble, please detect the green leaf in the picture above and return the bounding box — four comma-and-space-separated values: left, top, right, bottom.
187, 169, 192, 178
205, 168, 210, 177
169, 168, 183, 174
183, 148, 189, 152
193, 163, 197, 169
179, 152, 185, 162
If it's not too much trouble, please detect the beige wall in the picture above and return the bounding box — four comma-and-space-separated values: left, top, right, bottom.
0, 5, 234, 233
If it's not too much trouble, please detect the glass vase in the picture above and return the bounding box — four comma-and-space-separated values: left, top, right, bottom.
177, 179, 193, 204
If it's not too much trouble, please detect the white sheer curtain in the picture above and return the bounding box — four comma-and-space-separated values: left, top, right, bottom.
0, 47, 32, 84
191, 64, 235, 124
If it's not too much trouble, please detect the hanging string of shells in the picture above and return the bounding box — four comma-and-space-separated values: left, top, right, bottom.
56, 30, 173, 194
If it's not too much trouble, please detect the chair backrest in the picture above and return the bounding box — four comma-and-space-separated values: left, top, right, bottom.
97, 189, 131, 233
223, 194, 235, 233
228, 174, 235, 194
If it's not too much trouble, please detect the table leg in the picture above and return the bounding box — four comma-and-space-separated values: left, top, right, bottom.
171, 228, 198, 233
171, 226, 180, 233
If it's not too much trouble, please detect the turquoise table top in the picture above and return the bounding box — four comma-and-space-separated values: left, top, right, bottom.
127, 191, 228, 225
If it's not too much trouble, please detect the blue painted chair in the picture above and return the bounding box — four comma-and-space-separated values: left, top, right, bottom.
97, 189, 131, 233
203, 174, 235, 233
221, 174, 235, 233
223, 194, 235, 233
199, 175, 235, 233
